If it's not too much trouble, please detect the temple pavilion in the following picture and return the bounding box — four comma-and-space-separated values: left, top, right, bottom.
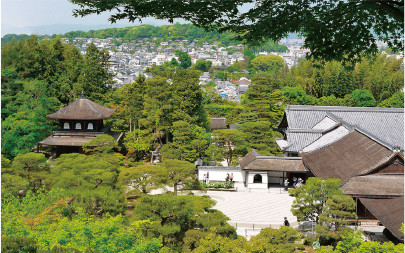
38, 97, 123, 156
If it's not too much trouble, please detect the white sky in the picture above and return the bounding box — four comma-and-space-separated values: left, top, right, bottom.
1, 0, 172, 27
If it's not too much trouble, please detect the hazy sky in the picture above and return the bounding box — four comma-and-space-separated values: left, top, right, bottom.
1, 0, 174, 27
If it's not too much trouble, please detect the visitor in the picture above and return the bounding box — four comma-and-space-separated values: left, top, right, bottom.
206, 171, 210, 183
293, 176, 297, 187
203, 174, 206, 183
284, 217, 290, 226
226, 173, 230, 182
284, 178, 289, 191
230, 173, 234, 182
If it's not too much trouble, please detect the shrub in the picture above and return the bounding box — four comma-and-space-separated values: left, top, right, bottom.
202, 181, 235, 189
304, 237, 316, 246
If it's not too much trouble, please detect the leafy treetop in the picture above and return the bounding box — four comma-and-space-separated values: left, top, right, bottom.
70, 0, 404, 62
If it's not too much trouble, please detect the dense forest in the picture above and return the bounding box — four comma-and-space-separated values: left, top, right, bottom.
1, 34, 403, 252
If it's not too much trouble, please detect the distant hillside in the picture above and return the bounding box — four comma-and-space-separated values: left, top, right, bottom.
2, 23, 289, 52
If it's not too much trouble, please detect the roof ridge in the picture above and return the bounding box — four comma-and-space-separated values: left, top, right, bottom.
286, 105, 404, 112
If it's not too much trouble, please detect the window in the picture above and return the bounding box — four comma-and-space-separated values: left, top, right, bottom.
75, 123, 82, 130
63, 122, 70, 129
253, 174, 262, 183
87, 123, 94, 130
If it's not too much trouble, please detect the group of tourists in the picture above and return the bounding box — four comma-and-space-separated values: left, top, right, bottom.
284, 176, 304, 191
226, 173, 234, 182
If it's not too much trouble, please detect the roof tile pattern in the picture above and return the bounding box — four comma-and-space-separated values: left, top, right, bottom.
281, 105, 404, 149
47, 98, 115, 120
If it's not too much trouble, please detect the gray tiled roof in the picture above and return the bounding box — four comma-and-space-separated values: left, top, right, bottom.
281, 105, 404, 150
284, 129, 323, 152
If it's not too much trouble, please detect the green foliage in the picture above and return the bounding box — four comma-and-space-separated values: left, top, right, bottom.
319, 194, 357, 230
250, 54, 285, 74
192, 59, 213, 72
71, 1, 403, 62
211, 129, 245, 164
175, 51, 192, 69
378, 92, 404, 108
350, 89, 376, 107
202, 181, 235, 189
204, 104, 243, 124
11, 152, 50, 192
50, 153, 126, 215
317, 230, 405, 253
238, 120, 283, 156
118, 165, 163, 196
158, 159, 196, 196
290, 177, 342, 224
82, 134, 119, 154
2, 189, 161, 252
134, 194, 215, 247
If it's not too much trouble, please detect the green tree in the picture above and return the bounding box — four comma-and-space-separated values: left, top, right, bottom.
118, 164, 163, 196
82, 134, 119, 154
11, 153, 50, 192
350, 89, 376, 107
75, 43, 113, 101
211, 129, 244, 165
250, 54, 285, 74
378, 92, 404, 108
175, 51, 192, 69
51, 153, 126, 215
290, 177, 341, 224
71, 1, 403, 62
192, 59, 212, 72
158, 159, 196, 196
133, 194, 215, 247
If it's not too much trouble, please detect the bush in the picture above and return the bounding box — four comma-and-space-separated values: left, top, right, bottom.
304, 237, 316, 246
202, 181, 235, 189
1, 237, 37, 253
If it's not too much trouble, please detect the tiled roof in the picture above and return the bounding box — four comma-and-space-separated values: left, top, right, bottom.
360, 197, 404, 241
279, 105, 404, 150
47, 98, 115, 120
283, 129, 323, 152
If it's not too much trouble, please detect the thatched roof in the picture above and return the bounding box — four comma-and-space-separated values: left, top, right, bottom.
341, 175, 404, 197
239, 150, 306, 172
38, 131, 123, 147
360, 197, 404, 241
210, 118, 227, 130
47, 98, 115, 120
301, 130, 393, 184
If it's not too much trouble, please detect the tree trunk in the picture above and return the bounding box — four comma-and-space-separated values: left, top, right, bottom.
174, 183, 178, 196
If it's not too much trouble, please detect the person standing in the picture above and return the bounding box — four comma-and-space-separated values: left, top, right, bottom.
203, 174, 206, 184
284, 217, 290, 226
226, 173, 230, 182
293, 176, 297, 188
284, 178, 289, 191
230, 173, 234, 182
206, 171, 210, 183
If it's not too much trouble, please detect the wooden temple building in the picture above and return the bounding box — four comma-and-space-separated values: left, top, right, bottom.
38, 97, 123, 156
301, 128, 404, 242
